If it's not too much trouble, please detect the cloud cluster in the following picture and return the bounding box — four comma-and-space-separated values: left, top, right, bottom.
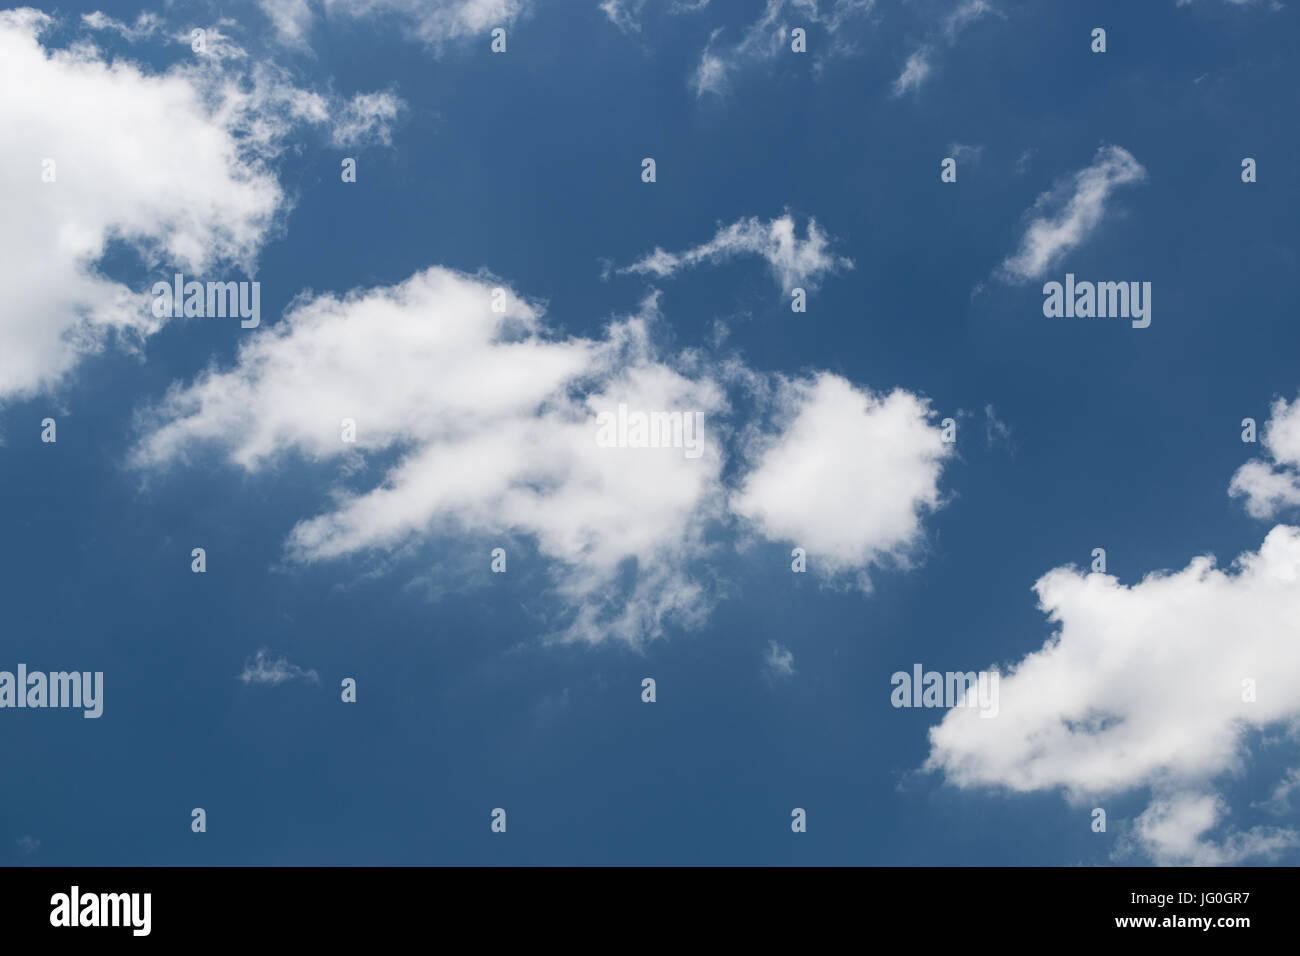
134, 267, 950, 644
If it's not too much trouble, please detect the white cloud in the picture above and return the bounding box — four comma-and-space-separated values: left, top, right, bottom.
0, 10, 280, 401
0, 10, 402, 403
80, 11, 163, 41
239, 648, 320, 686
891, 47, 931, 96
765, 640, 795, 678
1258, 767, 1300, 816
947, 142, 984, 165
942, 0, 996, 38
134, 270, 731, 645
275, 86, 405, 147
1230, 396, 1300, 519
16, 835, 40, 854
602, 0, 712, 33
1013, 146, 1036, 175
892, 1, 998, 96
257, 0, 315, 48
600, 0, 647, 34
134, 263, 951, 644
925, 525, 1300, 865
691, 0, 874, 97
997, 145, 1147, 283
731, 373, 951, 587
260, 0, 533, 50
619, 214, 852, 292
984, 403, 1011, 449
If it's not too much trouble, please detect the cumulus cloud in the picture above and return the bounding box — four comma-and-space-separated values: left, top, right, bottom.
925, 525, 1300, 865
239, 648, 321, 686
618, 214, 852, 292
0, 10, 279, 401
1230, 396, 1300, 519
731, 373, 951, 587
134, 270, 732, 645
0, 9, 402, 403
134, 263, 951, 644
997, 145, 1147, 283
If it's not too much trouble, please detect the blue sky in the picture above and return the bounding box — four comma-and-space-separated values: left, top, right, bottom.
3, 0, 1300, 866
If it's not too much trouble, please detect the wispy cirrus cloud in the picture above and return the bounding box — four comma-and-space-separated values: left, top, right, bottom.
258, 0, 533, 51
996, 145, 1147, 283
691, 0, 875, 97
892, 0, 1000, 97
617, 214, 853, 292
239, 648, 320, 686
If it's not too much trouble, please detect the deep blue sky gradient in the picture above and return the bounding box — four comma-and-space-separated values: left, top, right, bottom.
2, 0, 1298, 864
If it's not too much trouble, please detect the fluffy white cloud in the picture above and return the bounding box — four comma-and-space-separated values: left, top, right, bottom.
0, 10, 280, 400
731, 373, 951, 586
134, 263, 953, 643
997, 145, 1147, 283
1230, 396, 1300, 518
925, 525, 1300, 865
134, 269, 731, 645
0, 10, 401, 403
619, 214, 852, 292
